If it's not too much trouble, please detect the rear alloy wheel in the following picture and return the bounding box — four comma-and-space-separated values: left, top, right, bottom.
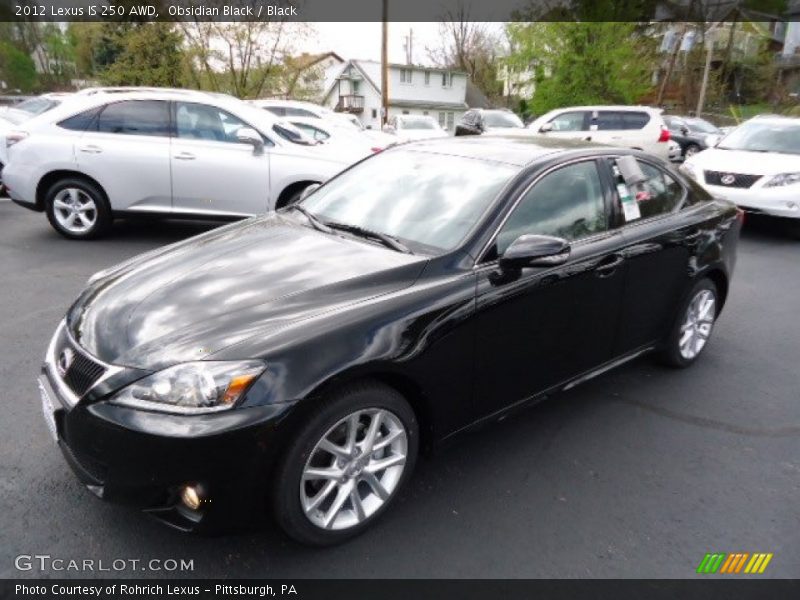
274, 382, 418, 546
659, 278, 718, 368
45, 178, 111, 239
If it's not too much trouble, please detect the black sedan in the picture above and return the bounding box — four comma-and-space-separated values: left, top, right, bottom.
664, 115, 723, 159
39, 137, 742, 546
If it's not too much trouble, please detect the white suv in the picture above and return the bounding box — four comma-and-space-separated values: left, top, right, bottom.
4, 89, 359, 239
527, 106, 671, 160
680, 115, 800, 233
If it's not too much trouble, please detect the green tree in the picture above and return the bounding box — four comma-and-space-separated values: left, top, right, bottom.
505, 22, 656, 115
100, 23, 186, 87
0, 40, 38, 92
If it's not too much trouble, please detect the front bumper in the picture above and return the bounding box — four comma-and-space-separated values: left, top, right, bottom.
700, 183, 800, 219
40, 359, 297, 533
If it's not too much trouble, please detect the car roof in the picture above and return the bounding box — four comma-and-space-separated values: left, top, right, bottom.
400, 135, 623, 167
750, 114, 800, 125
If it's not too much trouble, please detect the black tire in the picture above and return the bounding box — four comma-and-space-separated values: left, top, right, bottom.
684, 143, 701, 158
45, 177, 112, 240
273, 381, 419, 546
658, 278, 718, 368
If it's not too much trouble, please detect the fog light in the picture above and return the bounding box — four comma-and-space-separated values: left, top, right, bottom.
180, 484, 203, 510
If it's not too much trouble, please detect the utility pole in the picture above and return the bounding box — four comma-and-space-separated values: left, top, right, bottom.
656, 23, 688, 106
381, 0, 389, 127
697, 23, 720, 116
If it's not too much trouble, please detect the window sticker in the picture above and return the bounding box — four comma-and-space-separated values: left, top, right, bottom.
617, 182, 641, 221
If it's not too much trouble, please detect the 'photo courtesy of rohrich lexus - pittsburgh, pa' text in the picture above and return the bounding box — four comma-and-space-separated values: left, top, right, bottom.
0, 1, 798, 598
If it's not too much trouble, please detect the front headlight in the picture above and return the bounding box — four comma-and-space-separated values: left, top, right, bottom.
109, 360, 266, 414
764, 173, 800, 188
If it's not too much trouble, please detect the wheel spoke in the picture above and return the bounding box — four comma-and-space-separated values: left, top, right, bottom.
78, 199, 96, 213
68, 188, 79, 204
303, 466, 340, 481
53, 199, 71, 211
323, 482, 351, 529
350, 487, 365, 522
361, 471, 389, 500
318, 438, 351, 460
365, 454, 405, 474
304, 480, 337, 514
679, 329, 693, 348
362, 410, 384, 453
345, 413, 360, 453
65, 213, 78, 228
372, 428, 403, 452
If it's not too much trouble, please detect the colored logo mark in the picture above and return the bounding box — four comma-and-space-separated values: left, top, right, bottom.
696, 552, 773, 574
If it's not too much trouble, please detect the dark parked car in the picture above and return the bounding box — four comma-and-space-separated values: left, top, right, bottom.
664, 115, 722, 159
455, 108, 527, 136
39, 138, 742, 545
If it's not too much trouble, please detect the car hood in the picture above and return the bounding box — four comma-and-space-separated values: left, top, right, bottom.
687, 148, 800, 176
485, 127, 532, 137
67, 215, 428, 370
399, 130, 448, 140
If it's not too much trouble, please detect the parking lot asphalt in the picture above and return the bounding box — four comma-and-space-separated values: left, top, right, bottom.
0, 197, 798, 579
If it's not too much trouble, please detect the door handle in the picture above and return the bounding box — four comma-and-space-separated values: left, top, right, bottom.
594, 254, 624, 278
78, 145, 102, 154
174, 152, 196, 160
583, 136, 592, 142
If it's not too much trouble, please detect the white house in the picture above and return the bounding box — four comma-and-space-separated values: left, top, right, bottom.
320, 60, 469, 131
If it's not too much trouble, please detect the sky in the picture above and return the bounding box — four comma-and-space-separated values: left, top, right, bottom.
311, 22, 506, 65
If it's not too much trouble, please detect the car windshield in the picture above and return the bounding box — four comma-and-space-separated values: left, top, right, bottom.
685, 118, 719, 134
398, 117, 438, 130
717, 120, 800, 154
483, 111, 524, 128
272, 121, 319, 145
300, 149, 516, 254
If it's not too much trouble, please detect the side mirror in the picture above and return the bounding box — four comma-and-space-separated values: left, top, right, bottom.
298, 183, 321, 202
539, 122, 554, 133
499, 234, 570, 271
681, 126, 689, 135
236, 127, 264, 153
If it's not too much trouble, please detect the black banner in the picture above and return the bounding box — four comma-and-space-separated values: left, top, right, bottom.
2, 580, 799, 600
0, 0, 798, 23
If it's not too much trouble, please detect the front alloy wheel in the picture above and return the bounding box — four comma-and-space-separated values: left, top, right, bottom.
301, 409, 408, 531
52, 188, 98, 235
45, 177, 111, 239
273, 381, 418, 546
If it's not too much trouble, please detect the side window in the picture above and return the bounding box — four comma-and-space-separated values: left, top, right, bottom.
596, 111, 624, 130
548, 111, 587, 132
629, 160, 684, 219
285, 107, 318, 118
494, 161, 607, 256
263, 106, 286, 116
622, 111, 650, 130
57, 106, 102, 131
175, 102, 251, 144
95, 101, 170, 137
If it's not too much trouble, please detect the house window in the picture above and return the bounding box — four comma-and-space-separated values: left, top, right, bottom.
352, 80, 360, 94
423, 111, 429, 116
441, 71, 452, 87
438, 112, 446, 127
447, 112, 455, 130
400, 68, 412, 84
372, 108, 378, 119
402, 110, 410, 115
424, 71, 430, 85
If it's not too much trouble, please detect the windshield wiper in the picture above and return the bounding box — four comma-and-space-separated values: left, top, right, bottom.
289, 204, 333, 233
325, 221, 414, 254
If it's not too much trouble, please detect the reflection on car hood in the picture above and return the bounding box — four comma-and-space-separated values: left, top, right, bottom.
67, 215, 427, 370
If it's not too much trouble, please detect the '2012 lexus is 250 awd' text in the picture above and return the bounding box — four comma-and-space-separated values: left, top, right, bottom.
39, 137, 741, 545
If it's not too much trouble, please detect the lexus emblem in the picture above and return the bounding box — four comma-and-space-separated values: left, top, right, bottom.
720, 174, 736, 185
57, 348, 75, 377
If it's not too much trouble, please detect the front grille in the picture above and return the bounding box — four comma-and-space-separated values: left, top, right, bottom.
56, 339, 107, 398
704, 170, 762, 188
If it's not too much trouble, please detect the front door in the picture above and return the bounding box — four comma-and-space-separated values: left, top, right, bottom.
170, 101, 271, 217
473, 159, 627, 418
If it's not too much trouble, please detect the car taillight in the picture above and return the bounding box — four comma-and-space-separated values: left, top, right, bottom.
736, 208, 745, 225
658, 126, 670, 143
6, 131, 29, 148
371, 147, 384, 153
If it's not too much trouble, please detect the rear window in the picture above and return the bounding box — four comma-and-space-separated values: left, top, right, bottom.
57, 106, 103, 131
596, 111, 650, 130
95, 100, 170, 137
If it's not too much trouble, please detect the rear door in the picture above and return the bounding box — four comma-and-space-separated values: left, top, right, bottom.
170, 101, 272, 217
74, 100, 172, 212
592, 110, 652, 149
538, 110, 591, 140
609, 157, 700, 353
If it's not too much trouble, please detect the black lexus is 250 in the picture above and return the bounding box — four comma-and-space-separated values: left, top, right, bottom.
39, 137, 741, 545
